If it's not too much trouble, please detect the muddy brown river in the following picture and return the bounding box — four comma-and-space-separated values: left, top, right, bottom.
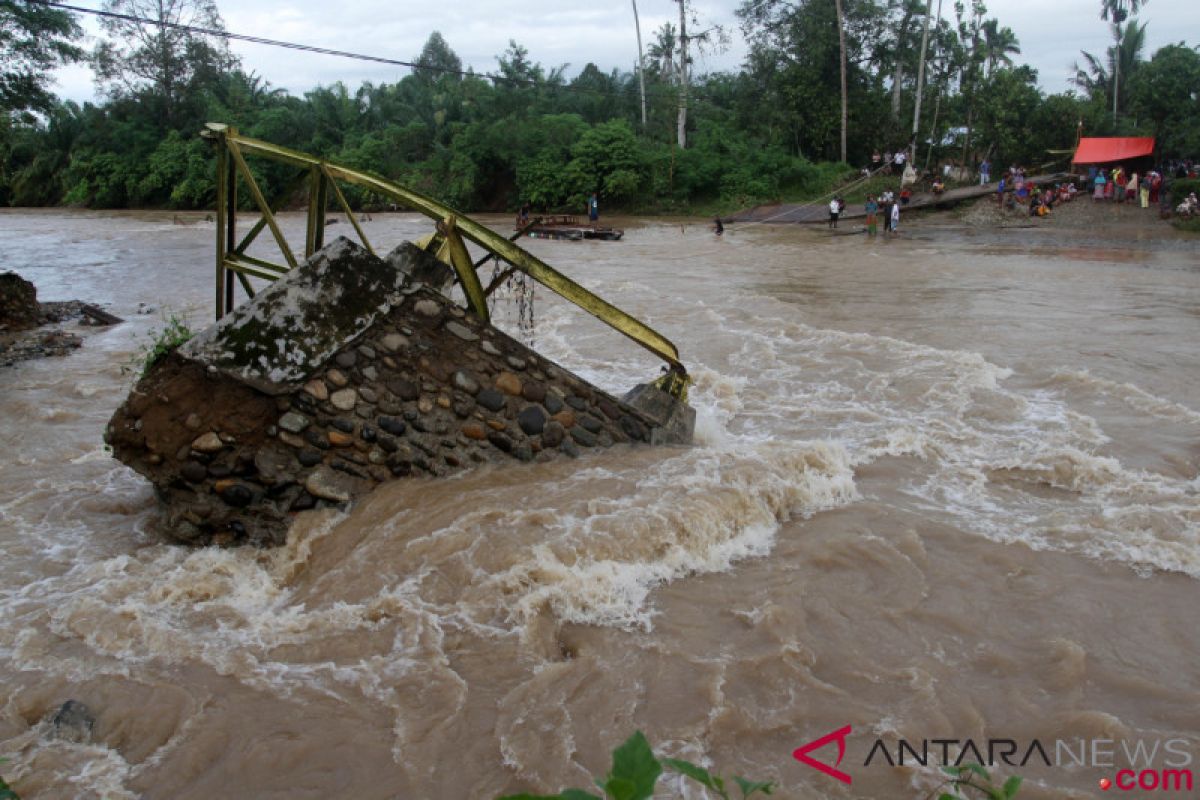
1, 209, 1198, 799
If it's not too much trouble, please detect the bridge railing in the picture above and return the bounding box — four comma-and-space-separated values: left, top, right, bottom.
201, 123, 687, 391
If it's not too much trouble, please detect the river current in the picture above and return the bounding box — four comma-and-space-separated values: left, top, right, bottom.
1, 209, 1197, 798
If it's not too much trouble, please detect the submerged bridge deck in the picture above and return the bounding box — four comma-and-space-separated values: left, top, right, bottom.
730, 172, 1071, 224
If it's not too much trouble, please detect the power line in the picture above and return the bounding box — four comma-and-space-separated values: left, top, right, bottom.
25, 0, 729, 107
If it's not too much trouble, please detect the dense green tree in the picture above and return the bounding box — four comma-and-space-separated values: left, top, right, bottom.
93, 0, 236, 129
1129, 44, 1200, 157
0, 7, 1195, 215
413, 31, 462, 84
0, 0, 82, 118
972, 65, 1041, 165
738, 0, 870, 162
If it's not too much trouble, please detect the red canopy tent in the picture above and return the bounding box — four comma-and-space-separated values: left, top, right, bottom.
1072, 137, 1155, 165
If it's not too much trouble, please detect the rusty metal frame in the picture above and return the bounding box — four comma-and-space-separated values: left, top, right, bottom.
202, 122, 686, 384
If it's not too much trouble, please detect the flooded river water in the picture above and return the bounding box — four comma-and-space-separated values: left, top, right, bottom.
1, 210, 1198, 798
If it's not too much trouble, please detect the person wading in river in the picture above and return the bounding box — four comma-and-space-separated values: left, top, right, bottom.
828, 197, 841, 229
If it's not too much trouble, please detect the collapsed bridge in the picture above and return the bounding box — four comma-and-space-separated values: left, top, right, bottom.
105, 124, 694, 546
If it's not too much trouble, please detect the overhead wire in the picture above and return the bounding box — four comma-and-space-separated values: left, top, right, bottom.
738, 161, 898, 226
28, 0, 876, 233
26, 0, 738, 110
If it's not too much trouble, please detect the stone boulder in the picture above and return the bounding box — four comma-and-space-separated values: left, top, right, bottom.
0, 271, 40, 331
106, 237, 693, 546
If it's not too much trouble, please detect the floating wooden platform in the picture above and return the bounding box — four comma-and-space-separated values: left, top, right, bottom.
519, 215, 624, 241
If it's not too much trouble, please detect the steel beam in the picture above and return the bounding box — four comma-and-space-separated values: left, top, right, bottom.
203, 123, 685, 382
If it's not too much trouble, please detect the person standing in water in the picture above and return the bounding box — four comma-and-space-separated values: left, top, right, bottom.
864, 195, 878, 237
588, 193, 599, 222
713, 217, 724, 236
828, 197, 841, 229
889, 200, 900, 234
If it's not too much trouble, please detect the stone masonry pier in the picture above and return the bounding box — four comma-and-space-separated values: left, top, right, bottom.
106, 237, 693, 546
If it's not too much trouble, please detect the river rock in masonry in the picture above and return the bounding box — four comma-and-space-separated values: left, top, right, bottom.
106, 237, 692, 546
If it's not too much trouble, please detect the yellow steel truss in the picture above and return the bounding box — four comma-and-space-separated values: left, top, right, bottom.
201, 123, 686, 389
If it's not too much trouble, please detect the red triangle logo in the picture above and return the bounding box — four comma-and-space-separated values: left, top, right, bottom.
793, 725, 853, 785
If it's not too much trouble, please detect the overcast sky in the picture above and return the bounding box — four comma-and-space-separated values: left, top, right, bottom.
51, 0, 1200, 104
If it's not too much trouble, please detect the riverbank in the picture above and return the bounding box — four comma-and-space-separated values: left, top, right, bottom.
0, 271, 130, 368
0, 272, 84, 367
955, 191, 1186, 233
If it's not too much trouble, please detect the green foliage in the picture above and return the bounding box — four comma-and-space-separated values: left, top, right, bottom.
125, 312, 193, 378
1172, 177, 1200, 199
594, 731, 662, 800
660, 757, 774, 799
565, 120, 645, 207
130, 130, 215, 207
931, 764, 1022, 800
0, 0, 83, 119
1, 12, 1196, 214
0, 757, 18, 800
1130, 45, 1200, 158
498, 731, 774, 800
93, 0, 236, 130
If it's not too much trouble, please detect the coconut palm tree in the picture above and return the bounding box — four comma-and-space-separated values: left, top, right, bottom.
1100, 0, 1147, 123
1070, 50, 1110, 101
981, 19, 1021, 76
647, 24, 678, 82
1072, 19, 1146, 114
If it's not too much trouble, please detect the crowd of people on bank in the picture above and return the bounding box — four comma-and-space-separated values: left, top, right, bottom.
987, 160, 1195, 219
988, 166, 1082, 217
829, 152, 1196, 236
1086, 165, 1167, 208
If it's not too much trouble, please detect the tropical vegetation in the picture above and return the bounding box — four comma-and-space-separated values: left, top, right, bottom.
0, 0, 1196, 213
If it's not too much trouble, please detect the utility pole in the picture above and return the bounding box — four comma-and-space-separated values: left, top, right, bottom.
677, 0, 689, 148
835, 0, 847, 163
910, 0, 938, 164
632, 0, 647, 128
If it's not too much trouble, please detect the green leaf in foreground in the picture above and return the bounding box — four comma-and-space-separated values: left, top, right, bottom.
733, 775, 775, 797
662, 757, 724, 794
1001, 776, 1023, 798
964, 763, 990, 781
601, 731, 662, 800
